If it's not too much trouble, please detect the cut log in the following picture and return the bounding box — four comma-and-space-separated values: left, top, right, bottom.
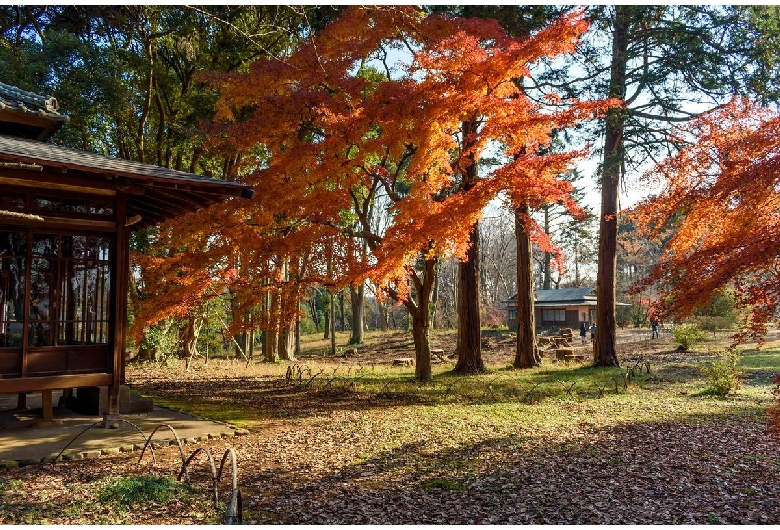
392, 357, 414, 366
430, 349, 446, 362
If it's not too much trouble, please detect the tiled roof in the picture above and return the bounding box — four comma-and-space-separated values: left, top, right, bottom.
0, 81, 69, 140
537, 287, 596, 303
504, 287, 597, 306
0, 134, 253, 228
0, 81, 62, 113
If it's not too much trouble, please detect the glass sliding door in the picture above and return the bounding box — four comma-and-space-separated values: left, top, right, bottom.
0, 229, 112, 377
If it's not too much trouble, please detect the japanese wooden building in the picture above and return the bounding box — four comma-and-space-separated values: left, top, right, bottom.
0, 82, 252, 423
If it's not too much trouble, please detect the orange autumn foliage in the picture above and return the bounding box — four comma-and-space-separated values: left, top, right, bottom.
132, 7, 613, 351
210, 7, 607, 282
632, 97, 780, 339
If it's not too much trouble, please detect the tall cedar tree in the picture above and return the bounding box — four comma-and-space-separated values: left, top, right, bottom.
144, 7, 607, 380
569, 6, 780, 367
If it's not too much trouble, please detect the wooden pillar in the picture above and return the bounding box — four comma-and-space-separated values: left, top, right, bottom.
104, 190, 128, 428
41, 389, 53, 422
17, 393, 26, 409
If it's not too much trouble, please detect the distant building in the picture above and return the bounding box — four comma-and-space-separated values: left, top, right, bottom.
504, 287, 601, 330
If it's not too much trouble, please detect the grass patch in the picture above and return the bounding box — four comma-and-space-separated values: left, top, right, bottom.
129, 332, 780, 448
149, 395, 264, 428
98, 475, 194, 508
0, 479, 23, 494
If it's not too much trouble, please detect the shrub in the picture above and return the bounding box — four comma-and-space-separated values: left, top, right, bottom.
672, 323, 705, 351
704, 349, 742, 395
695, 315, 737, 334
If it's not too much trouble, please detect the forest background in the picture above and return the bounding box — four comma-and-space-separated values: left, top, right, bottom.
2, 5, 780, 377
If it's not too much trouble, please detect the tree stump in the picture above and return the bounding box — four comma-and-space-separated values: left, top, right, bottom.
392, 357, 414, 366
430, 349, 446, 362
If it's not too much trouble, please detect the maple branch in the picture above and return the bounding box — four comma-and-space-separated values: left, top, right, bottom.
324, 218, 383, 248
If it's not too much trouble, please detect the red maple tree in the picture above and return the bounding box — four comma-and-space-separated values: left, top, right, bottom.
632, 97, 780, 339
133, 6, 610, 379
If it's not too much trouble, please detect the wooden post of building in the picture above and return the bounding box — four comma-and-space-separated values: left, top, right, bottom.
104, 190, 129, 428
41, 390, 53, 423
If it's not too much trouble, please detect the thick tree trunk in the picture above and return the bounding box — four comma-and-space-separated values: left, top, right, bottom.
411, 313, 432, 381
454, 222, 485, 374
181, 314, 200, 362
514, 207, 540, 368
349, 283, 365, 345
595, 6, 629, 368
404, 257, 437, 382
278, 320, 295, 361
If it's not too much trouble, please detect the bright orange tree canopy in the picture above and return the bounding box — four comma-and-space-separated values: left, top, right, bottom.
132, 6, 611, 333
632, 97, 780, 339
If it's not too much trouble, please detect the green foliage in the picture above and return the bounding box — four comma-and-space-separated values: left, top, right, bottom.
704, 349, 742, 396
298, 317, 319, 335
672, 324, 705, 351
138, 319, 180, 360
98, 475, 193, 508
692, 290, 740, 332
618, 301, 650, 328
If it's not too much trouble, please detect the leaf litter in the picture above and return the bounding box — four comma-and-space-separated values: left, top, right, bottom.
2, 331, 780, 524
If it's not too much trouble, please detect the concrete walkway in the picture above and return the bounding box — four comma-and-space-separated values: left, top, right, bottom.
0, 390, 246, 465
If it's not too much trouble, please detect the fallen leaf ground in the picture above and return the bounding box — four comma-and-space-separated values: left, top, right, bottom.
2, 329, 780, 524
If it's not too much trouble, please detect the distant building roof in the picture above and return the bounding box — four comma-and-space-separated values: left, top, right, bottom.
505, 287, 596, 305
504, 287, 630, 308
0, 81, 69, 140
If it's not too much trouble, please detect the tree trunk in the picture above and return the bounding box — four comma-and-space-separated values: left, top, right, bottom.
595, 6, 629, 368
323, 291, 331, 339
402, 257, 437, 381
431, 264, 440, 330
181, 314, 200, 363
278, 320, 295, 361
543, 207, 552, 290
349, 283, 365, 344
329, 290, 336, 356
295, 310, 301, 356
454, 221, 485, 374
411, 311, 432, 381
307, 292, 321, 332
339, 290, 346, 331
378, 297, 388, 332
514, 207, 540, 368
